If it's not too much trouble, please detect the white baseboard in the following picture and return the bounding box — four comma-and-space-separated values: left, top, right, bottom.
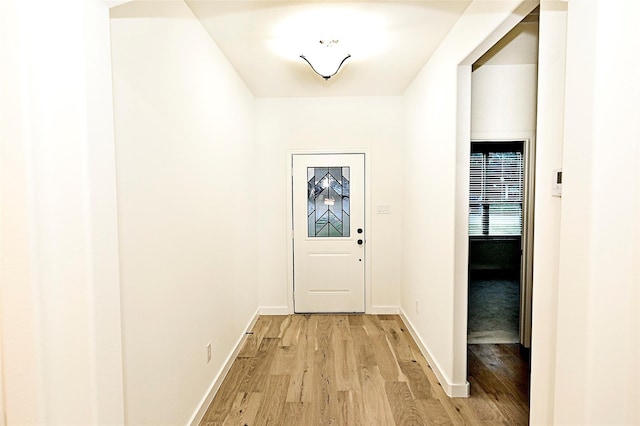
259, 306, 290, 315
369, 305, 400, 314
188, 309, 260, 426
399, 309, 470, 398
259, 306, 401, 315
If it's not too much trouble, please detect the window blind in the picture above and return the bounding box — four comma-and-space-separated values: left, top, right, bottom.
469, 150, 523, 236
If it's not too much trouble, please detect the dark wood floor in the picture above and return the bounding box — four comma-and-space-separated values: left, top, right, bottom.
200, 314, 530, 425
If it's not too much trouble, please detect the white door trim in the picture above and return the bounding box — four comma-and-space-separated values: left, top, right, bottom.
286, 149, 371, 314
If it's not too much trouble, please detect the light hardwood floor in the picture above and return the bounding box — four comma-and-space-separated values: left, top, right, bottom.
200, 314, 529, 425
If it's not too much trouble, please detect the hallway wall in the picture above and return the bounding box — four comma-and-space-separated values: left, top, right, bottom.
529, 2, 566, 423
255, 97, 403, 313
402, 0, 538, 396
0, 0, 123, 424
110, 2, 257, 424
551, 0, 640, 423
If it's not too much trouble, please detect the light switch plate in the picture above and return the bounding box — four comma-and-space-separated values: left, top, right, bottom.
376, 204, 391, 214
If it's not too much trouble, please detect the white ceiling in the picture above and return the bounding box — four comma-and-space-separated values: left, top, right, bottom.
184, 1, 473, 97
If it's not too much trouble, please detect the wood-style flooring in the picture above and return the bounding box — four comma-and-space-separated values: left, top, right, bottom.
200, 314, 530, 425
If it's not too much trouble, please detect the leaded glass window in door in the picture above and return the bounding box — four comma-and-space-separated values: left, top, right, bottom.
307, 167, 350, 237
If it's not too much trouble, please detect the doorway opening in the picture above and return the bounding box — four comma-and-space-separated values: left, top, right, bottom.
464, 7, 539, 417
467, 141, 524, 344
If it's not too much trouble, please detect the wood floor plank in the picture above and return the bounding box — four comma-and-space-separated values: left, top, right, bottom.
333, 315, 352, 341
284, 333, 312, 402
299, 317, 317, 403
333, 332, 360, 392
269, 344, 297, 376
468, 349, 528, 424
386, 381, 425, 425
469, 345, 529, 405
253, 375, 289, 426
314, 314, 334, 350
281, 401, 303, 425
337, 390, 365, 426
415, 398, 454, 425
372, 334, 405, 382
348, 315, 364, 327
238, 338, 278, 393
200, 315, 530, 426
377, 314, 400, 321
237, 316, 271, 358
464, 375, 510, 424
221, 392, 263, 426
360, 365, 396, 425
201, 358, 254, 423
382, 319, 416, 364
398, 359, 433, 400
350, 324, 377, 366
441, 396, 485, 426
263, 315, 287, 338
476, 344, 530, 405
362, 314, 385, 336
310, 340, 339, 424
280, 314, 304, 347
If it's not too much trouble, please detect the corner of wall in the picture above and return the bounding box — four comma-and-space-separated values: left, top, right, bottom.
399, 309, 470, 398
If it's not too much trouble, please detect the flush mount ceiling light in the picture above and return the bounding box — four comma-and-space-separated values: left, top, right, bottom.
300, 39, 351, 80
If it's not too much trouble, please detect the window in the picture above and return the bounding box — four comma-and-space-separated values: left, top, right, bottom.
469, 142, 524, 236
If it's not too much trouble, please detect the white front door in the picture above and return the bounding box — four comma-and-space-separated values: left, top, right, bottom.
292, 153, 365, 313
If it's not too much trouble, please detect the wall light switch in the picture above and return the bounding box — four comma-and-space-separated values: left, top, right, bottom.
376, 204, 391, 214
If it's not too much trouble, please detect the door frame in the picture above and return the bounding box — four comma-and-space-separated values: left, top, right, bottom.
469, 134, 536, 348
286, 149, 371, 315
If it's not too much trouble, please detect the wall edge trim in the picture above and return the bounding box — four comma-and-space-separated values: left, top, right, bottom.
399, 309, 470, 398
188, 309, 260, 426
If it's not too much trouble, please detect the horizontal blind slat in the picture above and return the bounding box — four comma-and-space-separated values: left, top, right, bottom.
469, 149, 523, 236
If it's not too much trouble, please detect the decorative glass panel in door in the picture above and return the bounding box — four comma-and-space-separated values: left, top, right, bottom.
307, 166, 350, 237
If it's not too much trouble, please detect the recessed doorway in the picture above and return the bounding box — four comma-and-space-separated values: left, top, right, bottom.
467, 141, 525, 344
464, 8, 539, 418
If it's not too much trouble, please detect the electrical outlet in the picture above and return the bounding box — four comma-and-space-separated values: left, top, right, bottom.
206, 342, 212, 363
415, 299, 420, 314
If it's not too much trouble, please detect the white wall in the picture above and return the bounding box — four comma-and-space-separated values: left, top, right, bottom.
110, 2, 257, 424
0, 0, 124, 424
472, 64, 538, 136
472, 20, 539, 137
551, 0, 640, 424
0, 1, 43, 422
255, 97, 403, 313
402, 0, 538, 396
529, 2, 566, 424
